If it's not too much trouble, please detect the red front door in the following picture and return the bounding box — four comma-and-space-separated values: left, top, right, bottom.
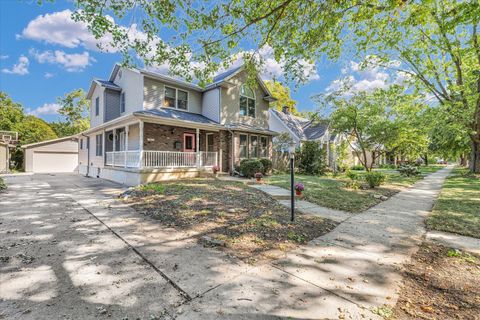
183, 133, 196, 152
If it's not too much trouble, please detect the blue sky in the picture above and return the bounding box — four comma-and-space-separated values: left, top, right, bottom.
0, 0, 392, 123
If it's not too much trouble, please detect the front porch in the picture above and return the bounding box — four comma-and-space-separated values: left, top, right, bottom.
103, 121, 222, 171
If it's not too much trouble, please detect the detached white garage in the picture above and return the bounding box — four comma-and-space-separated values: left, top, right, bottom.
23, 136, 79, 173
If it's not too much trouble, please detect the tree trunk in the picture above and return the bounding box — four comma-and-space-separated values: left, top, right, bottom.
470, 140, 480, 173
460, 154, 467, 166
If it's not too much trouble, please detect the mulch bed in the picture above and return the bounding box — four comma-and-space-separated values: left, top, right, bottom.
122, 179, 337, 264
392, 242, 480, 319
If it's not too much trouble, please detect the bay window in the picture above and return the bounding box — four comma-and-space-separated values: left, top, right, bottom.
239, 134, 248, 158
250, 135, 258, 158
260, 136, 268, 157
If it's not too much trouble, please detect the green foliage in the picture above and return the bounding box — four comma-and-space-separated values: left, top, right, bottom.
345, 170, 359, 181
139, 183, 165, 194
51, 89, 90, 137
0, 92, 24, 131
297, 141, 326, 175
350, 165, 364, 171
264, 80, 297, 113
333, 140, 349, 172
14, 116, 57, 145
259, 158, 272, 175
379, 164, 396, 169
273, 132, 295, 152
398, 165, 420, 177
240, 159, 264, 178
364, 171, 386, 188
0, 177, 6, 191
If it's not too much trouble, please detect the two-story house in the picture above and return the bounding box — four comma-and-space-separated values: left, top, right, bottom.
78, 64, 277, 185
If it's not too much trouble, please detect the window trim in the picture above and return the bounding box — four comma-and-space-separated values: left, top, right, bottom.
164, 85, 189, 111
95, 133, 103, 156
95, 97, 99, 116
120, 92, 126, 113
80, 138, 83, 150
239, 84, 256, 118
250, 135, 259, 158
260, 136, 268, 158
205, 133, 215, 152
239, 134, 248, 159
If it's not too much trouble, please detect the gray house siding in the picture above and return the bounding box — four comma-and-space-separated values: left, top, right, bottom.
104, 88, 121, 122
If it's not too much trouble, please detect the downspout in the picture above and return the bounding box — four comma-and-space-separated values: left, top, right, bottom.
81, 133, 89, 177
225, 124, 235, 175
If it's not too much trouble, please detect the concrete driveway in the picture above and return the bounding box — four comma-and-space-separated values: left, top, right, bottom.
0, 169, 452, 319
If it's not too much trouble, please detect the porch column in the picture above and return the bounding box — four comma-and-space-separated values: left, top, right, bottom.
139, 121, 144, 168
196, 128, 200, 168
112, 128, 116, 166
124, 125, 129, 168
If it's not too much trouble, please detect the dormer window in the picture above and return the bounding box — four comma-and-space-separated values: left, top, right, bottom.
240, 84, 255, 118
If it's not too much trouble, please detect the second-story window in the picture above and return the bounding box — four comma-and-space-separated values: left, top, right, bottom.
239, 85, 255, 118
164, 87, 176, 108
120, 92, 126, 113
164, 86, 188, 110
177, 90, 188, 110
95, 97, 99, 116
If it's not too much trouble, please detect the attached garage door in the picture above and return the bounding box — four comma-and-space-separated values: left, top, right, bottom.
32, 151, 78, 173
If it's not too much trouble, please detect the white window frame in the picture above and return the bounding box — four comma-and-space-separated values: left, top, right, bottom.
164, 86, 189, 111
260, 136, 268, 158
120, 92, 126, 113
239, 84, 255, 118
250, 135, 259, 158
239, 134, 248, 159
95, 134, 103, 156
95, 97, 99, 116
205, 133, 215, 152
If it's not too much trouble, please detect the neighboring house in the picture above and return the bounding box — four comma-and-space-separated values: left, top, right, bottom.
78, 64, 277, 185
23, 136, 79, 173
269, 107, 336, 167
0, 142, 8, 173
269, 107, 386, 169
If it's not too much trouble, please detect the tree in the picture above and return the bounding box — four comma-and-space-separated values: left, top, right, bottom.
14, 116, 57, 145
297, 141, 326, 175
264, 80, 297, 113
323, 86, 413, 171
351, 0, 480, 172
51, 89, 89, 137
0, 92, 24, 131
61, 0, 400, 86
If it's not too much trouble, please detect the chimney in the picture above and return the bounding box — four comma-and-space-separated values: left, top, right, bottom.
282, 106, 289, 114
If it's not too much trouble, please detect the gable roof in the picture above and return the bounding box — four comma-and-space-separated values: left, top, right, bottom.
269, 109, 329, 141
21, 136, 78, 149
86, 79, 122, 99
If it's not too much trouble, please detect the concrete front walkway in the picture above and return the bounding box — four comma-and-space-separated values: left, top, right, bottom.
0, 167, 452, 319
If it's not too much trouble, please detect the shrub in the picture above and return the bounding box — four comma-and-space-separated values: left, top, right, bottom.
364, 171, 386, 188
346, 170, 360, 181
398, 165, 420, 177
345, 180, 361, 189
379, 164, 396, 169
350, 165, 365, 171
297, 141, 326, 175
259, 158, 273, 175
239, 159, 264, 178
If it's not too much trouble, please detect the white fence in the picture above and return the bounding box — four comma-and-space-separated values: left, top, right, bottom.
105, 151, 217, 169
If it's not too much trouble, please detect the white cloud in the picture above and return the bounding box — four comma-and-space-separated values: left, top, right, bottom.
1, 55, 29, 75
327, 58, 406, 95
27, 103, 61, 116
30, 49, 94, 72
219, 45, 319, 83
44, 72, 55, 79
19, 10, 117, 52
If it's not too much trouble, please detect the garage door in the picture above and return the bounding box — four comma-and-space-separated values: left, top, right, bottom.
32, 151, 78, 173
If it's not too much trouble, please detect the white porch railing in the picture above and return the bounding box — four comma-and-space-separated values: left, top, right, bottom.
105, 151, 141, 168
105, 151, 218, 169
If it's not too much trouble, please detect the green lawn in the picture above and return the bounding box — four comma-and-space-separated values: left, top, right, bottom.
266, 165, 445, 213
427, 168, 480, 238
